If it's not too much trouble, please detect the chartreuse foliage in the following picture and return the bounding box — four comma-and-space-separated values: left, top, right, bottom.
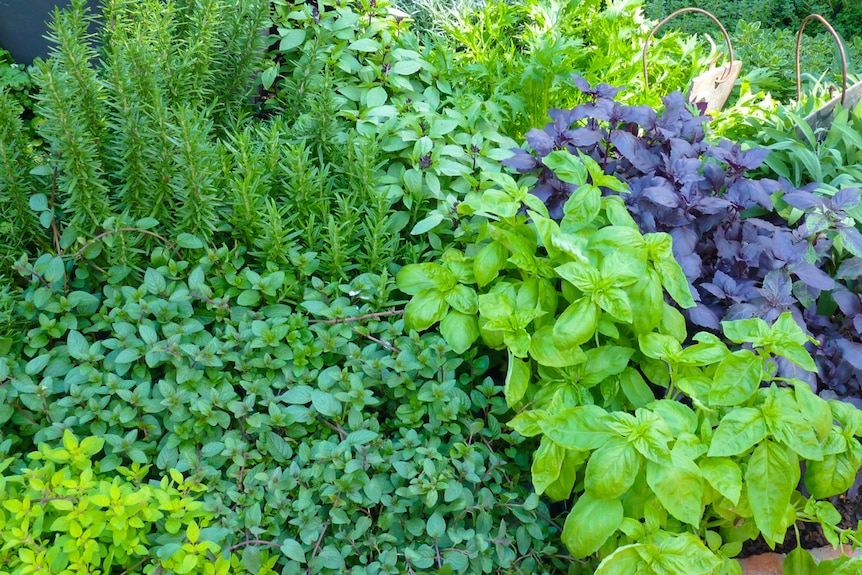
397, 151, 862, 573
0, 430, 234, 575
1, 237, 570, 574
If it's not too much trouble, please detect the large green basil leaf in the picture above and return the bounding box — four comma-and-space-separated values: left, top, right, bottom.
585, 438, 641, 500
544, 449, 588, 502
595, 545, 647, 575
543, 150, 588, 185
699, 457, 742, 505
562, 493, 623, 559
645, 454, 704, 527
651, 533, 720, 575
594, 287, 632, 323
439, 310, 479, 354
473, 241, 508, 288
504, 350, 530, 407
396, 263, 455, 294
539, 404, 613, 450
443, 284, 477, 315
708, 407, 768, 457
627, 269, 664, 334
555, 261, 600, 294
638, 332, 684, 364
530, 325, 587, 368
580, 346, 634, 388
404, 289, 449, 331
532, 436, 565, 495
709, 350, 762, 406
553, 297, 599, 348
562, 185, 602, 232
620, 367, 655, 408
804, 440, 862, 499
746, 440, 796, 545
762, 388, 823, 461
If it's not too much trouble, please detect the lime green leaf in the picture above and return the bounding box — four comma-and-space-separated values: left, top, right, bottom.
708, 407, 768, 456
562, 493, 623, 558
440, 310, 479, 354
396, 263, 455, 294
595, 545, 648, 575
187, 521, 200, 544
709, 350, 762, 406
539, 404, 613, 450
653, 533, 720, 575
543, 150, 587, 185
699, 457, 742, 504
594, 287, 632, 323
504, 351, 530, 407
581, 346, 634, 387
531, 325, 587, 367
746, 440, 796, 545
443, 284, 477, 314
639, 332, 684, 364
585, 438, 641, 500
477, 292, 516, 324
620, 367, 655, 407
532, 436, 565, 495
473, 241, 507, 288
646, 454, 704, 526
553, 298, 599, 348
562, 185, 602, 231
404, 289, 449, 331
628, 270, 664, 334
555, 261, 600, 293
721, 317, 770, 346
783, 548, 817, 575
804, 446, 862, 499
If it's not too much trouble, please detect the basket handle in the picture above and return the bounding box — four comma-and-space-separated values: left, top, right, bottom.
643, 7, 734, 92
795, 14, 847, 105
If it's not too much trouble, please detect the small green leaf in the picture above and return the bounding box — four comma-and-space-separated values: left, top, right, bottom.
391, 59, 423, 75
562, 493, 623, 559
396, 263, 455, 294
348, 38, 380, 52
281, 539, 306, 563
279, 28, 306, 51
310, 390, 341, 418
783, 547, 817, 575
426, 513, 445, 538
144, 268, 167, 295
44, 256, 65, 283
176, 233, 204, 249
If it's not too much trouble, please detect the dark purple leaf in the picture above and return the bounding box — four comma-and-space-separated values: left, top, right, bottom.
610, 130, 660, 172
832, 288, 862, 315
695, 196, 732, 215
565, 127, 606, 148
836, 338, 862, 370
570, 73, 592, 94
782, 191, 823, 211
643, 179, 679, 208
618, 104, 657, 128
836, 257, 862, 279
687, 303, 721, 330
525, 128, 555, 156
831, 187, 861, 212
759, 269, 794, 306
701, 161, 726, 192
792, 262, 837, 290
501, 149, 540, 172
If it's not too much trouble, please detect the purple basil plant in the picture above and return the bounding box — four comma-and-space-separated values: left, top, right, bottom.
502, 73, 862, 407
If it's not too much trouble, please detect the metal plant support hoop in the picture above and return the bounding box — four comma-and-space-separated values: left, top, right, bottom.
795, 13, 848, 105
642, 8, 740, 111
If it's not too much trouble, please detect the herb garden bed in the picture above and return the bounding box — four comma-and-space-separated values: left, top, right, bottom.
1, 0, 862, 574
